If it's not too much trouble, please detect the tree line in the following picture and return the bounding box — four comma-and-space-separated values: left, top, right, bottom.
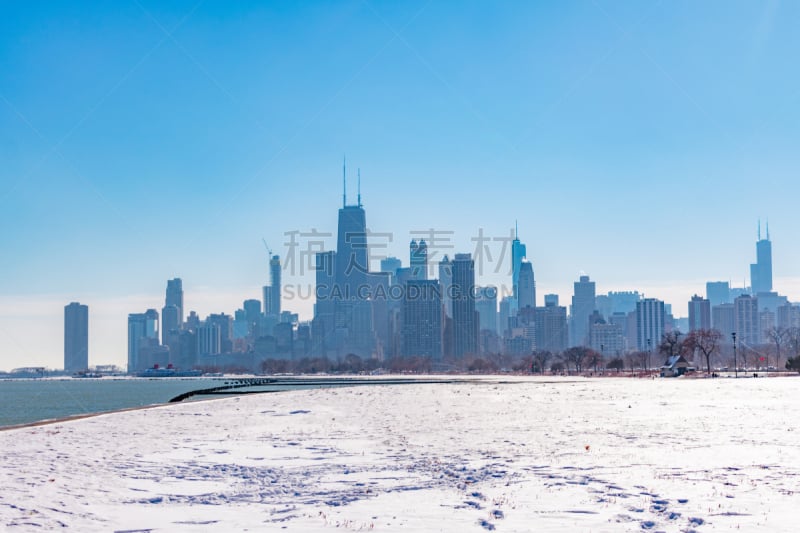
195, 326, 800, 375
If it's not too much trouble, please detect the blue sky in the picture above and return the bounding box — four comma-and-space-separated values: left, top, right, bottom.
2, 0, 799, 369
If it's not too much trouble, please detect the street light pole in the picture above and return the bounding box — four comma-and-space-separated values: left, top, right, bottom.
732, 332, 738, 379
600, 343, 604, 373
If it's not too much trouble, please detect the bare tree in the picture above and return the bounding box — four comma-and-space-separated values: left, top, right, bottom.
628, 350, 649, 371
562, 347, 590, 373
658, 331, 687, 359
764, 326, 790, 369
585, 349, 603, 373
606, 357, 624, 372
786, 327, 800, 362
531, 350, 552, 374
684, 329, 722, 375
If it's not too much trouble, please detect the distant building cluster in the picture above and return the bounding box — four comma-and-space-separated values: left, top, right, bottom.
61, 172, 797, 374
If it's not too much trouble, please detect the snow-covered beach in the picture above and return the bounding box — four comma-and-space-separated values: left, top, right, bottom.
1, 376, 798, 531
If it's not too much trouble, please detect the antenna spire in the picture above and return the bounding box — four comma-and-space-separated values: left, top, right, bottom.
357, 168, 362, 207
758, 219, 761, 241
766, 219, 770, 240
343, 155, 347, 208
515, 220, 518, 240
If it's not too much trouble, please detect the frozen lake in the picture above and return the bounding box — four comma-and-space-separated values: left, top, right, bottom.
1, 376, 798, 531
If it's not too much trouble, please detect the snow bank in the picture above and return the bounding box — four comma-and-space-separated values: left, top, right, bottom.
1, 377, 798, 531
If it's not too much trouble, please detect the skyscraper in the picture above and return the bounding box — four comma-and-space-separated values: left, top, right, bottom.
589, 319, 624, 356
706, 281, 731, 308
207, 313, 233, 354
161, 304, 180, 344
410, 239, 428, 280
451, 253, 478, 357
750, 222, 773, 295
335, 190, 368, 296
64, 302, 88, 372
636, 298, 665, 352
268, 255, 282, 316
475, 286, 498, 334
517, 261, 536, 310
570, 275, 596, 347
498, 296, 514, 338
734, 294, 759, 346
511, 223, 526, 303
128, 309, 159, 372
197, 321, 221, 356
778, 303, 800, 330
313, 250, 336, 356
439, 256, 453, 319
535, 298, 568, 353
312, 164, 376, 358
688, 295, 711, 331
165, 278, 184, 324
243, 298, 261, 322
712, 303, 735, 341
401, 279, 443, 359
380, 256, 402, 278
161, 304, 181, 363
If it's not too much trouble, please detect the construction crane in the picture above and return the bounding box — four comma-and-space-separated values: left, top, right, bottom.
261, 238, 272, 258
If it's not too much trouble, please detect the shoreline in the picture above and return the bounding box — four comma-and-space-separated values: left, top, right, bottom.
2, 372, 795, 431
0, 375, 506, 431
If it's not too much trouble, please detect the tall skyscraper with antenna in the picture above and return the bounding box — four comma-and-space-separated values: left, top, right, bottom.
335, 162, 368, 293
750, 220, 773, 295
314, 160, 377, 358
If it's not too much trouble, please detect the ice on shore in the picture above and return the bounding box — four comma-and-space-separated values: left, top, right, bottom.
1, 377, 798, 531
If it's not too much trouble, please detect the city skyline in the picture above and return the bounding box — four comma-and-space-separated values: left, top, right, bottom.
3, 2, 800, 368
17, 195, 796, 371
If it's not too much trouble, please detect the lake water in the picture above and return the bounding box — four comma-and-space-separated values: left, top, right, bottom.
0, 377, 283, 427
0, 375, 469, 428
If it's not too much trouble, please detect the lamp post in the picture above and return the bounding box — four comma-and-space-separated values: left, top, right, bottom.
732, 332, 737, 379
647, 338, 652, 373
600, 343, 604, 373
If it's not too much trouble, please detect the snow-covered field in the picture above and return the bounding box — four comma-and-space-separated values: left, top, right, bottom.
1, 376, 798, 532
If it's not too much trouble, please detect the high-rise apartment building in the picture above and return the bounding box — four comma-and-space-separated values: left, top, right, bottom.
570, 275, 596, 347
688, 295, 711, 331
401, 279, 443, 359
128, 309, 159, 372
534, 299, 568, 353
475, 286, 498, 334
517, 261, 536, 310
712, 303, 735, 341
64, 302, 88, 372
706, 281, 731, 308
734, 294, 759, 346
636, 298, 665, 352
451, 253, 478, 357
